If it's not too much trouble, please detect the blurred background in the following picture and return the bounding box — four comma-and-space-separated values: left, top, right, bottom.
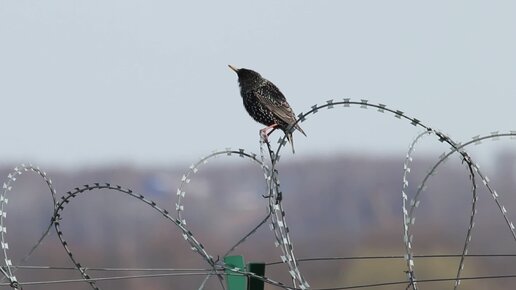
1, 1, 515, 289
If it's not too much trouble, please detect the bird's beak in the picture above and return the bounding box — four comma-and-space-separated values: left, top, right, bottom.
228, 64, 239, 73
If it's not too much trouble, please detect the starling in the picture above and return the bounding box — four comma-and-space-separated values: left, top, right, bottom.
229, 65, 306, 153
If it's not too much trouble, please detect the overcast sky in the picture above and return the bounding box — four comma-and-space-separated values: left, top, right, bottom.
0, 1, 515, 168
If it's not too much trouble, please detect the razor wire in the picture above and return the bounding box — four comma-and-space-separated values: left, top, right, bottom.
0, 98, 515, 289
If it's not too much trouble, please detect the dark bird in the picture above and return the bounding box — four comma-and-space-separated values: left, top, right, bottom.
229, 65, 306, 153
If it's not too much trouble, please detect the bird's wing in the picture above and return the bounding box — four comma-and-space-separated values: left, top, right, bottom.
255, 84, 298, 126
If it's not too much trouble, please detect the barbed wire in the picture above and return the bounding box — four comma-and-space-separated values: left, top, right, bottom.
2, 256, 516, 289
0, 98, 515, 289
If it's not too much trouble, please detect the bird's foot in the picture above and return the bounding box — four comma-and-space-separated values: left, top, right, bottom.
260, 129, 269, 143
260, 123, 278, 143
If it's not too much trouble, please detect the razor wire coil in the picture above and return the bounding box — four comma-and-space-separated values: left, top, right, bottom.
1, 98, 515, 289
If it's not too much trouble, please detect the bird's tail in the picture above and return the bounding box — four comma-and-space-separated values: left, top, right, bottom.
285, 124, 306, 154
295, 124, 307, 137
286, 133, 295, 154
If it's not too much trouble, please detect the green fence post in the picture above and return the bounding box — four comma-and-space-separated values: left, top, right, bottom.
224, 255, 247, 290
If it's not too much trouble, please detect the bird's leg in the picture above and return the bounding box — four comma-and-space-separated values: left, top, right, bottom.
260, 123, 278, 142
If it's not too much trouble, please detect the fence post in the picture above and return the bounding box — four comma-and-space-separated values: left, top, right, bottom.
247, 262, 265, 290
224, 255, 247, 290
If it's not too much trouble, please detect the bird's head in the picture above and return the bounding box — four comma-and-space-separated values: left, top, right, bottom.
228, 65, 264, 89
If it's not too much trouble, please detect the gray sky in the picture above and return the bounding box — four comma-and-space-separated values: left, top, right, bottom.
1, 1, 515, 168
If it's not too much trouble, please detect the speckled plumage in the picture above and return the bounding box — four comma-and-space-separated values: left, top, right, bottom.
229, 65, 306, 153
